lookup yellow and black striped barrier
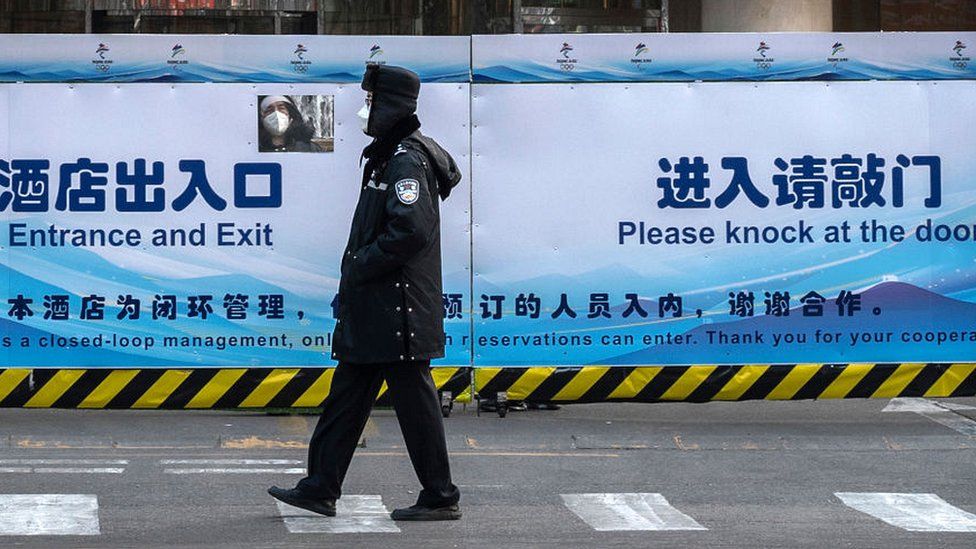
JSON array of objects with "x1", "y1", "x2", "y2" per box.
[
  {"x1": 2, "y1": 364, "x2": 974, "y2": 409},
  {"x1": 0, "y1": 367, "x2": 472, "y2": 409},
  {"x1": 474, "y1": 363, "x2": 976, "y2": 403}
]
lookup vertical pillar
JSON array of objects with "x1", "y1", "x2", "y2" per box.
[{"x1": 274, "y1": 0, "x2": 282, "y2": 34}]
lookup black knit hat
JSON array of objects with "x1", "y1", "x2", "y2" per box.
[{"x1": 361, "y1": 64, "x2": 420, "y2": 137}]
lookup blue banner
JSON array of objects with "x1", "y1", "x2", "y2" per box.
[
  {"x1": 0, "y1": 35, "x2": 470, "y2": 83},
  {"x1": 473, "y1": 32, "x2": 976, "y2": 82}
]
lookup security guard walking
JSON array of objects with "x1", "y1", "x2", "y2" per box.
[{"x1": 268, "y1": 64, "x2": 462, "y2": 521}]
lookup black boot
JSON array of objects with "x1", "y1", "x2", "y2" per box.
[
  {"x1": 268, "y1": 486, "x2": 336, "y2": 517},
  {"x1": 391, "y1": 503, "x2": 462, "y2": 521}
]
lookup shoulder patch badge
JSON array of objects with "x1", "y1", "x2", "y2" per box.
[{"x1": 395, "y1": 179, "x2": 420, "y2": 205}]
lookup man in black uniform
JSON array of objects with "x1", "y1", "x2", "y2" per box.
[{"x1": 268, "y1": 64, "x2": 462, "y2": 521}]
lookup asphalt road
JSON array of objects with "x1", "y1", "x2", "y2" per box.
[{"x1": 1, "y1": 397, "x2": 975, "y2": 548}]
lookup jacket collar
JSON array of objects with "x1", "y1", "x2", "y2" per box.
[{"x1": 360, "y1": 114, "x2": 421, "y2": 183}]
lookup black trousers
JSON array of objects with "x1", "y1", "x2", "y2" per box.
[{"x1": 296, "y1": 359, "x2": 460, "y2": 508}]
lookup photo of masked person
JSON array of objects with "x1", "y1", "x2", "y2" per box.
[{"x1": 257, "y1": 95, "x2": 332, "y2": 153}]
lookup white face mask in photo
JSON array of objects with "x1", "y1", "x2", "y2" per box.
[
  {"x1": 357, "y1": 104, "x2": 371, "y2": 134},
  {"x1": 262, "y1": 111, "x2": 291, "y2": 137}
]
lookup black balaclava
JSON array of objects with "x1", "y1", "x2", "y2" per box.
[
  {"x1": 360, "y1": 65, "x2": 422, "y2": 186},
  {"x1": 361, "y1": 64, "x2": 420, "y2": 137}
]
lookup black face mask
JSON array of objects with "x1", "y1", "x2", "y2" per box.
[
  {"x1": 360, "y1": 64, "x2": 420, "y2": 137},
  {"x1": 359, "y1": 113, "x2": 421, "y2": 189}
]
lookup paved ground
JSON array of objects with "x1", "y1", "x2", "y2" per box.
[{"x1": 1, "y1": 397, "x2": 975, "y2": 548}]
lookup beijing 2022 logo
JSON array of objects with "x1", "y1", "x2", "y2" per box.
[
  {"x1": 92, "y1": 43, "x2": 112, "y2": 73},
  {"x1": 630, "y1": 42, "x2": 652, "y2": 69},
  {"x1": 827, "y1": 41, "x2": 848, "y2": 68},
  {"x1": 366, "y1": 44, "x2": 387, "y2": 66},
  {"x1": 291, "y1": 44, "x2": 311, "y2": 74},
  {"x1": 557, "y1": 42, "x2": 577, "y2": 72},
  {"x1": 167, "y1": 44, "x2": 188, "y2": 68},
  {"x1": 753, "y1": 41, "x2": 774, "y2": 70},
  {"x1": 950, "y1": 40, "x2": 969, "y2": 70}
]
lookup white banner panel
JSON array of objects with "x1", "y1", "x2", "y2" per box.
[
  {"x1": 1, "y1": 82, "x2": 470, "y2": 367},
  {"x1": 472, "y1": 80, "x2": 976, "y2": 366},
  {"x1": 4, "y1": 33, "x2": 976, "y2": 84}
]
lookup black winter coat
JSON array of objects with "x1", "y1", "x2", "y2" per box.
[{"x1": 331, "y1": 130, "x2": 461, "y2": 364}]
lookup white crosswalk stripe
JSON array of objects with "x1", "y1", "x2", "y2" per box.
[
  {"x1": 836, "y1": 492, "x2": 976, "y2": 532},
  {"x1": 275, "y1": 495, "x2": 400, "y2": 533},
  {"x1": 0, "y1": 459, "x2": 127, "y2": 474},
  {"x1": 161, "y1": 459, "x2": 303, "y2": 465},
  {"x1": 161, "y1": 458, "x2": 304, "y2": 474},
  {"x1": 167, "y1": 468, "x2": 306, "y2": 474},
  {"x1": 561, "y1": 493, "x2": 707, "y2": 531},
  {"x1": 883, "y1": 397, "x2": 976, "y2": 436},
  {"x1": 0, "y1": 494, "x2": 100, "y2": 536}
]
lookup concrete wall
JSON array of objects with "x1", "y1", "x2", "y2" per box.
[{"x1": 702, "y1": 0, "x2": 832, "y2": 32}]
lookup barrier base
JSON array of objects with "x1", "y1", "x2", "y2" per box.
[
  {"x1": 473, "y1": 364, "x2": 976, "y2": 403},
  {"x1": 3, "y1": 364, "x2": 972, "y2": 409},
  {"x1": 0, "y1": 367, "x2": 472, "y2": 410}
]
